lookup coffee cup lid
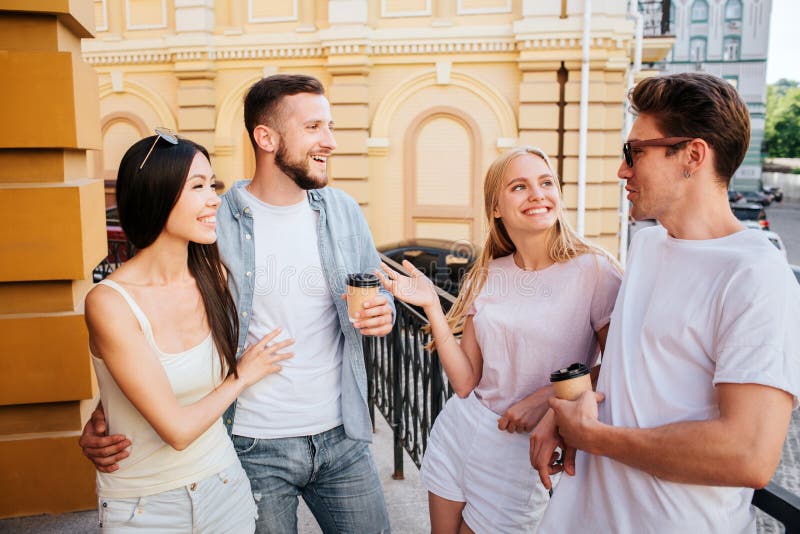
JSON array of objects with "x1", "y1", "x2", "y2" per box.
[
  {"x1": 550, "y1": 362, "x2": 590, "y2": 382},
  {"x1": 346, "y1": 273, "x2": 380, "y2": 288}
]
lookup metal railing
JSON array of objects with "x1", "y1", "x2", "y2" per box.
[
  {"x1": 93, "y1": 233, "x2": 136, "y2": 282},
  {"x1": 638, "y1": 0, "x2": 674, "y2": 37},
  {"x1": 365, "y1": 256, "x2": 800, "y2": 529}
]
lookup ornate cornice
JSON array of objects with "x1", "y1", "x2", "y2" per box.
[{"x1": 83, "y1": 35, "x2": 631, "y2": 66}]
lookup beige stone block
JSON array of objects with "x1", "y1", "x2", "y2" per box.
[
  {"x1": 0, "y1": 50, "x2": 100, "y2": 150},
  {"x1": 0, "y1": 279, "x2": 93, "y2": 314},
  {"x1": 182, "y1": 131, "x2": 217, "y2": 153},
  {"x1": 0, "y1": 180, "x2": 106, "y2": 282},
  {"x1": 563, "y1": 131, "x2": 620, "y2": 157},
  {"x1": 517, "y1": 131, "x2": 558, "y2": 155},
  {"x1": 0, "y1": 402, "x2": 83, "y2": 434},
  {"x1": 0, "y1": 149, "x2": 88, "y2": 183},
  {"x1": 177, "y1": 86, "x2": 216, "y2": 107},
  {"x1": 0, "y1": 435, "x2": 95, "y2": 517},
  {"x1": 519, "y1": 81, "x2": 560, "y2": 103},
  {"x1": 330, "y1": 178, "x2": 370, "y2": 204},
  {"x1": 562, "y1": 156, "x2": 623, "y2": 182},
  {"x1": 564, "y1": 80, "x2": 627, "y2": 103},
  {"x1": 330, "y1": 155, "x2": 368, "y2": 180},
  {"x1": 588, "y1": 234, "x2": 620, "y2": 257},
  {"x1": 332, "y1": 130, "x2": 368, "y2": 155},
  {"x1": 0, "y1": 312, "x2": 92, "y2": 405},
  {"x1": 0, "y1": 1, "x2": 94, "y2": 39},
  {"x1": 562, "y1": 183, "x2": 611, "y2": 207},
  {"x1": 0, "y1": 13, "x2": 81, "y2": 53},
  {"x1": 601, "y1": 208, "x2": 621, "y2": 234},
  {"x1": 329, "y1": 83, "x2": 369, "y2": 104},
  {"x1": 331, "y1": 104, "x2": 369, "y2": 129},
  {"x1": 519, "y1": 104, "x2": 559, "y2": 130},
  {"x1": 564, "y1": 103, "x2": 624, "y2": 130},
  {"x1": 178, "y1": 107, "x2": 216, "y2": 131}
]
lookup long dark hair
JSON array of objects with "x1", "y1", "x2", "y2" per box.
[{"x1": 116, "y1": 135, "x2": 239, "y2": 378}]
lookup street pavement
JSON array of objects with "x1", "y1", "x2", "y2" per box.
[{"x1": 766, "y1": 200, "x2": 800, "y2": 265}]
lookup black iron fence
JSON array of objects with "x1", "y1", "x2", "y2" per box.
[
  {"x1": 638, "y1": 0, "x2": 674, "y2": 37},
  {"x1": 366, "y1": 255, "x2": 800, "y2": 530}
]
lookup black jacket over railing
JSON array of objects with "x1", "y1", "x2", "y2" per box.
[{"x1": 364, "y1": 253, "x2": 800, "y2": 531}]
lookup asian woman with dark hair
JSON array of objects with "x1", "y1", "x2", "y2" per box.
[{"x1": 85, "y1": 130, "x2": 293, "y2": 532}]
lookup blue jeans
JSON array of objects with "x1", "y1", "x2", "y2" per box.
[{"x1": 232, "y1": 425, "x2": 390, "y2": 534}]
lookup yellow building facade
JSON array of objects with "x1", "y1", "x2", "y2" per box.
[{"x1": 83, "y1": 0, "x2": 643, "y2": 253}]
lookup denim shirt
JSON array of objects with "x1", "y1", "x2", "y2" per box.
[{"x1": 217, "y1": 180, "x2": 395, "y2": 443}]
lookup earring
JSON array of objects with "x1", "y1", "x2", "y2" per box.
[{"x1": 683, "y1": 169, "x2": 691, "y2": 179}]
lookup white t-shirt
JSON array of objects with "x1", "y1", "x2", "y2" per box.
[
  {"x1": 539, "y1": 226, "x2": 800, "y2": 534},
  {"x1": 471, "y1": 253, "x2": 622, "y2": 414},
  {"x1": 233, "y1": 190, "x2": 343, "y2": 438}
]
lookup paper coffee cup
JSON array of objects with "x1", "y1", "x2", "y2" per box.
[
  {"x1": 346, "y1": 273, "x2": 380, "y2": 323},
  {"x1": 550, "y1": 363, "x2": 592, "y2": 400}
]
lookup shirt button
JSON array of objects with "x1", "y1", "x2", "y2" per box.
[
  {"x1": 246, "y1": 271, "x2": 252, "y2": 277},
  {"x1": 242, "y1": 311, "x2": 248, "y2": 318},
  {"x1": 190, "y1": 482, "x2": 197, "y2": 491},
  {"x1": 244, "y1": 207, "x2": 251, "y2": 214},
  {"x1": 223, "y1": 479, "x2": 229, "y2": 484},
  {"x1": 226, "y1": 418, "x2": 232, "y2": 424},
  {"x1": 245, "y1": 234, "x2": 251, "y2": 240}
]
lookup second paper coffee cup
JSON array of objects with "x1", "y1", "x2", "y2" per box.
[{"x1": 550, "y1": 363, "x2": 592, "y2": 400}]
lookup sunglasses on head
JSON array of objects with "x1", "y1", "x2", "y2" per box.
[
  {"x1": 622, "y1": 137, "x2": 694, "y2": 168},
  {"x1": 139, "y1": 127, "x2": 179, "y2": 170}
]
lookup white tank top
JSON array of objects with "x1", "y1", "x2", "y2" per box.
[{"x1": 91, "y1": 279, "x2": 239, "y2": 498}]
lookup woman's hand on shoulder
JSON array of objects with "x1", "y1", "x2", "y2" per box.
[
  {"x1": 235, "y1": 328, "x2": 294, "y2": 388},
  {"x1": 376, "y1": 260, "x2": 439, "y2": 311}
]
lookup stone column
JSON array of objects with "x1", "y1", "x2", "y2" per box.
[
  {"x1": 325, "y1": 1, "x2": 372, "y2": 219},
  {"x1": 174, "y1": 0, "x2": 218, "y2": 177},
  {"x1": 515, "y1": 5, "x2": 633, "y2": 254},
  {"x1": 0, "y1": 3, "x2": 104, "y2": 517}
]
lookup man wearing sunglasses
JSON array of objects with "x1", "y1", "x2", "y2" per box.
[
  {"x1": 81, "y1": 74, "x2": 394, "y2": 533},
  {"x1": 535, "y1": 72, "x2": 800, "y2": 532}
]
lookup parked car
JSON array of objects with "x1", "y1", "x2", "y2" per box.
[
  {"x1": 763, "y1": 185, "x2": 783, "y2": 203},
  {"x1": 378, "y1": 238, "x2": 479, "y2": 296},
  {"x1": 762, "y1": 230, "x2": 787, "y2": 259},
  {"x1": 105, "y1": 206, "x2": 135, "y2": 262},
  {"x1": 727, "y1": 190, "x2": 744, "y2": 203},
  {"x1": 731, "y1": 203, "x2": 769, "y2": 231},
  {"x1": 739, "y1": 190, "x2": 772, "y2": 207}
]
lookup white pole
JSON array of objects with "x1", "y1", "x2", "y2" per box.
[
  {"x1": 619, "y1": 3, "x2": 643, "y2": 266},
  {"x1": 577, "y1": 0, "x2": 592, "y2": 237}
]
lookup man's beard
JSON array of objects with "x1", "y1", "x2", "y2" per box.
[{"x1": 275, "y1": 143, "x2": 327, "y2": 190}]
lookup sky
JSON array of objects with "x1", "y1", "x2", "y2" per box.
[{"x1": 766, "y1": 0, "x2": 800, "y2": 83}]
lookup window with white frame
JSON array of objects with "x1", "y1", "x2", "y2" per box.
[
  {"x1": 723, "y1": 36, "x2": 740, "y2": 61},
  {"x1": 690, "y1": 37, "x2": 707, "y2": 61}
]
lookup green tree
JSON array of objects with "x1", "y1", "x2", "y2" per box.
[{"x1": 764, "y1": 79, "x2": 800, "y2": 158}]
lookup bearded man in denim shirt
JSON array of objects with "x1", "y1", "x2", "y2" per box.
[{"x1": 81, "y1": 74, "x2": 395, "y2": 533}]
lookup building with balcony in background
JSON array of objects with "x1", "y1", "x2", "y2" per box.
[{"x1": 639, "y1": 0, "x2": 771, "y2": 191}]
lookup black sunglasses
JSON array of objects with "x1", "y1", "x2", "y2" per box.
[
  {"x1": 139, "y1": 127, "x2": 179, "y2": 170},
  {"x1": 622, "y1": 137, "x2": 694, "y2": 168}
]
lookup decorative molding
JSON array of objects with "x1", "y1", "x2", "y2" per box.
[
  {"x1": 381, "y1": 0, "x2": 431, "y2": 18},
  {"x1": 95, "y1": 0, "x2": 108, "y2": 32},
  {"x1": 371, "y1": 69, "x2": 517, "y2": 141},
  {"x1": 98, "y1": 80, "x2": 177, "y2": 130},
  {"x1": 247, "y1": 0, "x2": 298, "y2": 24},
  {"x1": 456, "y1": 0, "x2": 512, "y2": 16},
  {"x1": 369, "y1": 39, "x2": 515, "y2": 54},
  {"x1": 125, "y1": 0, "x2": 168, "y2": 31}
]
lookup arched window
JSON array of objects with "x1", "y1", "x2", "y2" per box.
[
  {"x1": 691, "y1": 0, "x2": 709, "y2": 22},
  {"x1": 725, "y1": 0, "x2": 743, "y2": 21},
  {"x1": 690, "y1": 36, "x2": 707, "y2": 61}
]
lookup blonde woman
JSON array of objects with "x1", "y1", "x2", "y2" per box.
[{"x1": 378, "y1": 147, "x2": 622, "y2": 533}]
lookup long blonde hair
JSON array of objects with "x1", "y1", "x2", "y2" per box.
[{"x1": 441, "y1": 146, "x2": 620, "y2": 341}]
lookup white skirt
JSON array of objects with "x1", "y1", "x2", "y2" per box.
[{"x1": 420, "y1": 392, "x2": 550, "y2": 533}]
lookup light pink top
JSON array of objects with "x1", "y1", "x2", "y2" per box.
[{"x1": 470, "y1": 253, "x2": 622, "y2": 414}]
